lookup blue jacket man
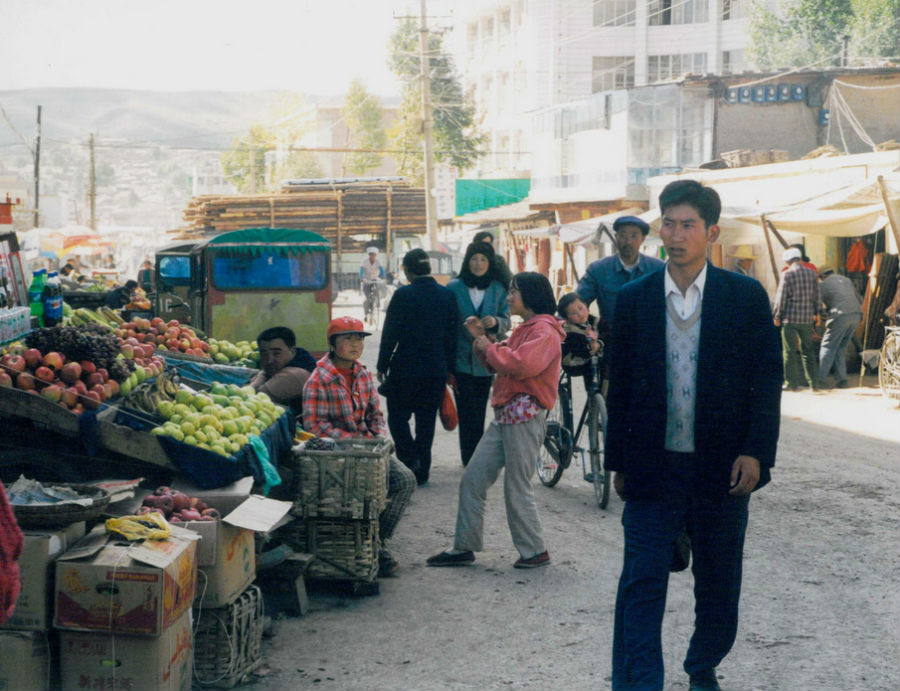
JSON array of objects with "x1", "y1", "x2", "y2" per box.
[
  {"x1": 606, "y1": 181, "x2": 782, "y2": 691},
  {"x1": 577, "y1": 215, "x2": 664, "y2": 326}
]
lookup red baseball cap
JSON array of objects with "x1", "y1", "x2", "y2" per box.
[{"x1": 326, "y1": 316, "x2": 371, "y2": 340}]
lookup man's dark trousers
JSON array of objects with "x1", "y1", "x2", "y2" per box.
[
  {"x1": 612, "y1": 453, "x2": 750, "y2": 691},
  {"x1": 454, "y1": 372, "x2": 494, "y2": 466},
  {"x1": 386, "y1": 377, "x2": 445, "y2": 484}
]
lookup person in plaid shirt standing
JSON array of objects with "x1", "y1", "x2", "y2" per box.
[
  {"x1": 774, "y1": 247, "x2": 821, "y2": 391},
  {"x1": 302, "y1": 316, "x2": 416, "y2": 577}
]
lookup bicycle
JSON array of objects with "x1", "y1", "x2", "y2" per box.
[
  {"x1": 362, "y1": 278, "x2": 383, "y2": 330},
  {"x1": 537, "y1": 353, "x2": 611, "y2": 509}
]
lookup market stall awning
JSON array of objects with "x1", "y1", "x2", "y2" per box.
[{"x1": 556, "y1": 207, "x2": 644, "y2": 246}]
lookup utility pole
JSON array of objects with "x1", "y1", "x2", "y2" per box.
[
  {"x1": 419, "y1": 0, "x2": 438, "y2": 247},
  {"x1": 249, "y1": 131, "x2": 257, "y2": 194},
  {"x1": 88, "y1": 133, "x2": 96, "y2": 230},
  {"x1": 33, "y1": 105, "x2": 41, "y2": 227}
]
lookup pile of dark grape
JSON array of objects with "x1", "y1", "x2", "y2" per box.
[{"x1": 25, "y1": 326, "x2": 136, "y2": 381}]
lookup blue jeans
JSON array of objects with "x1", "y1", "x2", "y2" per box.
[{"x1": 612, "y1": 455, "x2": 750, "y2": 691}]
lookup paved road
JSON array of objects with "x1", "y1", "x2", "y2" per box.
[{"x1": 248, "y1": 296, "x2": 899, "y2": 691}]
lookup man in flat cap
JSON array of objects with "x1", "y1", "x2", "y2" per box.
[
  {"x1": 577, "y1": 215, "x2": 664, "y2": 328},
  {"x1": 774, "y1": 247, "x2": 820, "y2": 391}
]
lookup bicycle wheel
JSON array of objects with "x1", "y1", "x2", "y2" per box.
[
  {"x1": 371, "y1": 293, "x2": 381, "y2": 330},
  {"x1": 537, "y1": 396, "x2": 569, "y2": 487},
  {"x1": 588, "y1": 393, "x2": 610, "y2": 509}
]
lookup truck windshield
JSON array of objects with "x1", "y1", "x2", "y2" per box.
[
  {"x1": 210, "y1": 249, "x2": 328, "y2": 290},
  {"x1": 159, "y1": 255, "x2": 191, "y2": 281}
]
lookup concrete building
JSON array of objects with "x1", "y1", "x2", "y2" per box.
[{"x1": 452, "y1": 0, "x2": 754, "y2": 180}]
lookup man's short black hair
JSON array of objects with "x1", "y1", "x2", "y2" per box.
[
  {"x1": 257, "y1": 326, "x2": 296, "y2": 348},
  {"x1": 658, "y1": 179, "x2": 721, "y2": 228},
  {"x1": 402, "y1": 248, "x2": 431, "y2": 277},
  {"x1": 513, "y1": 272, "x2": 557, "y2": 316},
  {"x1": 473, "y1": 230, "x2": 495, "y2": 244},
  {"x1": 124, "y1": 280, "x2": 138, "y2": 291}
]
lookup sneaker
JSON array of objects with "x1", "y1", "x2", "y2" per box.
[
  {"x1": 513, "y1": 551, "x2": 550, "y2": 569},
  {"x1": 378, "y1": 549, "x2": 398, "y2": 577},
  {"x1": 426, "y1": 550, "x2": 475, "y2": 567}
]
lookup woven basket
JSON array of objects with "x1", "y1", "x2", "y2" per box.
[
  {"x1": 193, "y1": 584, "x2": 263, "y2": 689},
  {"x1": 287, "y1": 438, "x2": 391, "y2": 519},
  {"x1": 11, "y1": 484, "x2": 110, "y2": 529},
  {"x1": 276, "y1": 519, "x2": 379, "y2": 582}
]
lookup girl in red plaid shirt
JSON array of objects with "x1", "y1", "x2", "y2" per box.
[{"x1": 301, "y1": 316, "x2": 415, "y2": 577}]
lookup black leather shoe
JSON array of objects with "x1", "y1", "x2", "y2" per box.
[
  {"x1": 689, "y1": 669, "x2": 721, "y2": 691},
  {"x1": 426, "y1": 550, "x2": 475, "y2": 566}
]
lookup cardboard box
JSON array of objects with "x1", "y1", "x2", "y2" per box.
[
  {"x1": 54, "y1": 527, "x2": 197, "y2": 636},
  {"x1": 112, "y1": 482, "x2": 293, "y2": 608},
  {"x1": 59, "y1": 609, "x2": 193, "y2": 691},
  {"x1": 0, "y1": 630, "x2": 51, "y2": 691},
  {"x1": 2, "y1": 522, "x2": 86, "y2": 631}
]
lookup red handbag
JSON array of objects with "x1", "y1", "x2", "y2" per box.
[{"x1": 439, "y1": 385, "x2": 458, "y2": 431}]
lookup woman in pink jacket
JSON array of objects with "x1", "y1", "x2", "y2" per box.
[{"x1": 427, "y1": 272, "x2": 564, "y2": 569}]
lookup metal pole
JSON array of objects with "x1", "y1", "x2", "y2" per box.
[
  {"x1": 89, "y1": 133, "x2": 96, "y2": 230},
  {"x1": 419, "y1": 0, "x2": 438, "y2": 247},
  {"x1": 33, "y1": 105, "x2": 41, "y2": 227}
]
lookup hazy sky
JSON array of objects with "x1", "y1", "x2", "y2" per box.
[{"x1": 3, "y1": 0, "x2": 458, "y2": 96}]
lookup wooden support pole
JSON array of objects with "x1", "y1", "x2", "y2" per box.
[
  {"x1": 760, "y1": 214, "x2": 780, "y2": 283},
  {"x1": 765, "y1": 218, "x2": 790, "y2": 250},
  {"x1": 565, "y1": 243, "x2": 580, "y2": 284},
  {"x1": 877, "y1": 175, "x2": 900, "y2": 252}
]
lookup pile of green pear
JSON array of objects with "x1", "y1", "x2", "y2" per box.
[
  {"x1": 207, "y1": 338, "x2": 259, "y2": 367},
  {"x1": 150, "y1": 381, "x2": 285, "y2": 456}
]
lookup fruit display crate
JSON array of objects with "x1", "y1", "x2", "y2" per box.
[
  {"x1": 274, "y1": 518, "x2": 380, "y2": 583},
  {"x1": 0, "y1": 382, "x2": 84, "y2": 436},
  {"x1": 161, "y1": 350, "x2": 214, "y2": 364},
  {"x1": 193, "y1": 584, "x2": 264, "y2": 689},
  {"x1": 285, "y1": 438, "x2": 391, "y2": 519}
]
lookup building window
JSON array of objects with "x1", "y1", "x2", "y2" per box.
[
  {"x1": 721, "y1": 50, "x2": 744, "y2": 73},
  {"x1": 648, "y1": 0, "x2": 709, "y2": 25},
  {"x1": 592, "y1": 56, "x2": 636, "y2": 93},
  {"x1": 722, "y1": 0, "x2": 744, "y2": 20},
  {"x1": 593, "y1": 0, "x2": 637, "y2": 27},
  {"x1": 647, "y1": 53, "x2": 708, "y2": 82}
]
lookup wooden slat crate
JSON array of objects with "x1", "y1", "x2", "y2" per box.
[{"x1": 276, "y1": 518, "x2": 379, "y2": 583}]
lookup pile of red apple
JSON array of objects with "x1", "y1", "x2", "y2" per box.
[
  {"x1": 138, "y1": 486, "x2": 220, "y2": 523},
  {"x1": 0, "y1": 347, "x2": 120, "y2": 413},
  {"x1": 117, "y1": 317, "x2": 210, "y2": 357}
]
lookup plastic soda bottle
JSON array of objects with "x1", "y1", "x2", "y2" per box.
[
  {"x1": 28, "y1": 268, "x2": 47, "y2": 326},
  {"x1": 43, "y1": 271, "x2": 65, "y2": 326}
]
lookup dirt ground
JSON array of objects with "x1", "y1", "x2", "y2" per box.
[{"x1": 243, "y1": 296, "x2": 900, "y2": 691}]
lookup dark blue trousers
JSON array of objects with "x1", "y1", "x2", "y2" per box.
[{"x1": 612, "y1": 453, "x2": 750, "y2": 691}]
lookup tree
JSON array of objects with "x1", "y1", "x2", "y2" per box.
[
  {"x1": 221, "y1": 125, "x2": 270, "y2": 194},
  {"x1": 747, "y1": 0, "x2": 896, "y2": 70},
  {"x1": 849, "y1": 0, "x2": 900, "y2": 60},
  {"x1": 387, "y1": 18, "x2": 485, "y2": 183},
  {"x1": 341, "y1": 78, "x2": 386, "y2": 176},
  {"x1": 221, "y1": 95, "x2": 323, "y2": 193}
]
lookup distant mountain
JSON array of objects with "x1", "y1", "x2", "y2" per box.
[{"x1": 0, "y1": 88, "x2": 312, "y2": 149}]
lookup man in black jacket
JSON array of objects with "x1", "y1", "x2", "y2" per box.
[
  {"x1": 606, "y1": 180, "x2": 782, "y2": 691},
  {"x1": 377, "y1": 249, "x2": 458, "y2": 485}
]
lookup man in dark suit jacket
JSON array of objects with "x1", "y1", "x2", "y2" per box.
[
  {"x1": 606, "y1": 180, "x2": 782, "y2": 691},
  {"x1": 377, "y1": 248, "x2": 458, "y2": 485}
]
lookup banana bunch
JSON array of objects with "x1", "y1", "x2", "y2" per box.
[
  {"x1": 122, "y1": 371, "x2": 180, "y2": 415},
  {"x1": 68, "y1": 307, "x2": 124, "y2": 329}
]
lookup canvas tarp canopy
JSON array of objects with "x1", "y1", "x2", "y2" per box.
[{"x1": 641, "y1": 151, "x2": 899, "y2": 245}]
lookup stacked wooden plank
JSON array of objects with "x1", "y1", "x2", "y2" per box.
[{"x1": 179, "y1": 182, "x2": 427, "y2": 253}]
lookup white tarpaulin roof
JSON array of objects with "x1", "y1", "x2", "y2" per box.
[{"x1": 645, "y1": 151, "x2": 899, "y2": 243}]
